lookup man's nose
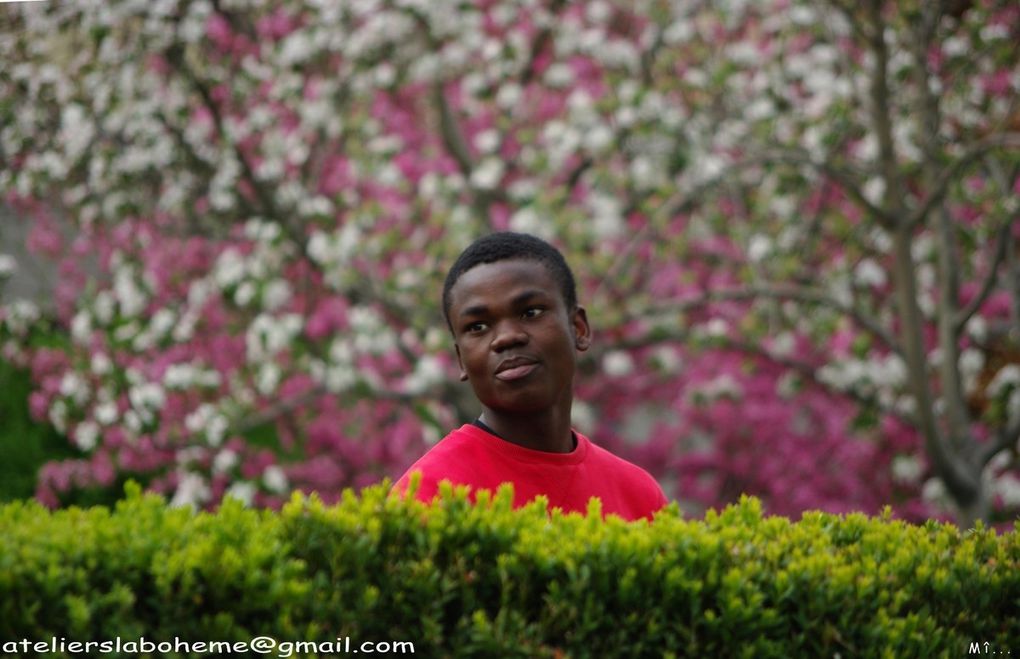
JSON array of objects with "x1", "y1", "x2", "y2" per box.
[{"x1": 490, "y1": 319, "x2": 528, "y2": 352}]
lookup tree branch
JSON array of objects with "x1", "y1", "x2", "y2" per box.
[
  {"x1": 519, "y1": 0, "x2": 568, "y2": 87},
  {"x1": 166, "y1": 45, "x2": 307, "y2": 248},
  {"x1": 653, "y1": 284, "x2": 902, "y2": 356},
  {"x1": 825, "y1": 0, "x2": 876, "y2": 43},
  {"x1": 751, "y1": 148, "x2": 899, "y2": 228},
  {"x1": 906, "y1": 133, "x2": 1020, "y2": 230},
  {"x1": 432, "y1": 82, "x2": 474, "y2": 177},
  {"x1": 589, "y1": 167, "x2": 745, "y2": 304},
  {"x1": 153, "y1": 111, "x2": 236, "y2": 237},
  {"x1": 954, "y1": 217, "x2": 1012, "y2": 334},
  {"x1": 861, "y1": 0, "x2": 981, "y2": 509},
  {"x1": 592, "y1": 149, "x2": 888, "y2": 306},
  {"x1": 980, "y1": 414, "x2": 1020, "y2": 467},
  {"x1": 234, "y1": 373, "x2": 425, "y2": 435},
  {"x1": 601, "y1": 326, "x2": 916, "y2": 428},
  {"x1": 235, "y1": 383, "x2": 328, "y2": 433}
]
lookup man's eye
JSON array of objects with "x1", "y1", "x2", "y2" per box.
[
  {"x1": 465, "y1": 322, "x2": 488, "y2": 333},
  {"x1": 523, "y1": 307, "x2": 545, "y2": 319}
]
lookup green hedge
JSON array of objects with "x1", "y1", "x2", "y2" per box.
[{"x1": 1, "y1": 482, "x2": 1017, "y2": 657}]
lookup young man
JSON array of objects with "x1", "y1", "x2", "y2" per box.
[{"x1": 394, "y1": 232, "x2": 668, "y2": 521}]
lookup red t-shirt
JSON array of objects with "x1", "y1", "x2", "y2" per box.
[{"x1": 394, "y1": 424, "x2": 668, "y2": 521}]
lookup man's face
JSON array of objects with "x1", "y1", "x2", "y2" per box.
[{"x1": 447, "y1": 258, "x2": 590, "y2": 415}]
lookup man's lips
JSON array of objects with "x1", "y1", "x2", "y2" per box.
[{"x1": 494, "y1": 357, "x2": 539, "y2": 381}]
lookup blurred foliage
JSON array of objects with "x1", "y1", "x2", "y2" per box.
[{"x1": 0, "y1": 359, "x2": 75, "y2": 502}]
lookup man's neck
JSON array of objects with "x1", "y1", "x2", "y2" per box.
[{"x1": 478, "y1": 405, "x2": 575, "y2": 454}]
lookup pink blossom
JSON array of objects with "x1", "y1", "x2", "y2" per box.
[
  {"x1": 206, "y1": 14, "x2": 233, "y2": 50},
  {"x1": 256, "y1": 9, "x2": 296, "y2": 41},
  {"x1": 305, "y1": 297, "x2": 348, "y2": 340},
  {"x1": 27, "y1": 217, "x2": 62, "y2": 256}
]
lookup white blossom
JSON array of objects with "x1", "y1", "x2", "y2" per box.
[
  {"x1": 171, "y1": 472, "x2": 211, "y2": 508},
  {"x1": 73, "y1": 421, "x2": 100, "y2": 452},
  {"x1": 747, "y1": 235, "x2": 772, "y2": 263},
  {"x1": 71, "y1": 311, "x2": 92, "y2": 344},
  {"x1": 256, "y1": 362, "x2": 281, "y2": 395},
  {"x1": 495, "y1": 82, "x2": 523, "y2": 109},
  {"x1": 329, "y1": 338, "x2": 354, "y2": 365},
  {"x1": 994, "y1": 473, "x2": 1020, "y2": 507},
  {"x1": 473, "y1": 129, "x2": 500, "y2": 153},
  {"x1": 891, "y1": 454, "x2": 923, "y2": 485},
  {"x1": 854, "y1": 259, "x2": 887, "y2": 288},
  {"x1": 959, "y1": 349, "x2": 985, "y2": 395},
  {"x1": 663, "y1": 20, "x2": 694, "y2": 45},
  {"x1": 630, "y1": 156, "x2": 660, "y2": 190},
  {"x1": 149, "y1": 308, "x2": 176, "y2": 338},
  {"x1": 402, "y1": 354, "x2": 446, "y2": 395},
  {"x1": 113, "y1": 266, "x2": 147, "y2": 318},
  {"x1": 0, "y1": 254, "x2": 16, "y2": 278},
  {"x1": 988, "y1": 365, "x2": 1020, "y2": 397},
  {"x1": 921, "y1": 477, "x2": 947, "y2": 504},
  {"x1": 307, "y1": 224, "x2": 361, "y2": 268},
  {"x1": 207, "y1": 414, "x2": 229, "y2": 447},
  {"x1": 700, "y1": 373, "x2": 743, "y2": 400},
  {"x1": 263, "y1": 465, "x2": 289, "y2": 493},
  {"x1": 225, "y1": 481, "x2": 256, "y2": 506},
  {"x1": 470, "y1": 157, "x2": 505, "y2": 190},
  {"x1": 862, "y1": 177, "x2": 885, "y2": 206},
  {"x1": 588, "y1": 193, "x2": 624, "y2": 238},
  {"x1": 942, "y1": 36, "x2": 969, "y2": 57},
  {"x1": 88, "y1": 293, "x2": 114, "y2": 326},
  {"x1": 95, "y1": 401, "x2": 119, "y2": 425},
  {"x1": 59, "y1": 103, "x2": 95, "y2": 161},
  {"x1": 279, "y1": 30, "x2": 314, "y2": 65},
  {"x1": 422, "y1": 423, "x2": 441, "y2": 445},
  {"x1": 571, "y1": 399, "x2": 595, "y2": 433},
  {"x1": 234, "y1": 281, "x2": 257, "y2": 307},
  {"x1": 912, "y1": 234, "x2": 936, "y2": 262},
  {"x1": 128, "y1": 382, "x2": 166, "y2": 416},
  {"x1": 246, "y1": 313, "x2": 303, "y2": 361},
  {"x1": 704, "y1": 318, "x2": 729, "y2": 337},
  {"x1": 769, "y1": 332, "x2": 796, "y2": 358},
  {"x1": 1008, "y1": 390, "x2": 1020, "y2": 426},
  {"x1": 614, "y1": 106, "x2": 637, "y2": 128},
  {"x1": 261, "y1": 279, "x2": 290, "y2": 311},
  {"x1": 2, "y1": 300, "x2": 40, "y2": 336},
  {"x1": 980, "y1": 24, "x2": 1009, "y2": 41},
  {"x1": 509, "y1": 208, "x2": 552, "y2": 238},
  {"x1": 49, "y1": 399, "x2": 68, "y2": 433},
  {"x1": 313, "y1": 358, "x2": 357, "y2": 393},
  {"x1": 584, "y1": 124, "x2": 614, "y2": 154},
  {"x1": 544, "y1": 62, "x2": 574, "y2": 87},
  {"x1": 652, "y1": 346, "x2": 682, "y2": 374},
  {"x1": 745, "y1": 97, "x2": 775, "y2": 121},
  {"x1": 603, "y1": 350, "x2": 635, "y2": 377},
  {"x1": 60, "y1": 372, "x2": 90, "y2": 406}
]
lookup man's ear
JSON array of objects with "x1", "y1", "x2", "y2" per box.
[
  {"x1": 455, "y1": 344, "x2": 468, "y2": 381},
  {"x1": 572, "y1": 306, "x2": 591, "y2": 352}
]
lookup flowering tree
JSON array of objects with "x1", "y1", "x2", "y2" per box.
[{"x1": 0, "y1": 0, "x2": 1017, "y2": 525}]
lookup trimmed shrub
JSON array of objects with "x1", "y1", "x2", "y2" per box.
[{"x1": 1, "y1": 482, "x2": 1017, "y2": 657}]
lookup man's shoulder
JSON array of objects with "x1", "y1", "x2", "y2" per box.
[
  {"x1": 415, "y1": 424, "x2": 485, "y2": 460},
  {"x1": 581, "y1": 435, "x2": 663, "y2": 488},
  {"x1": 394, "y1": 425, "x2": 488, "y2": 491}
]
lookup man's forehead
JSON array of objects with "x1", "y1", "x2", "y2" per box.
[{"x1": 449, "y1": 258, "x2": 557, "y2": 307}]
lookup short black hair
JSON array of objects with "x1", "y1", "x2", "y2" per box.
[{"x1": 442, "y1": 232, "x2": 578, "y2": 329}]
